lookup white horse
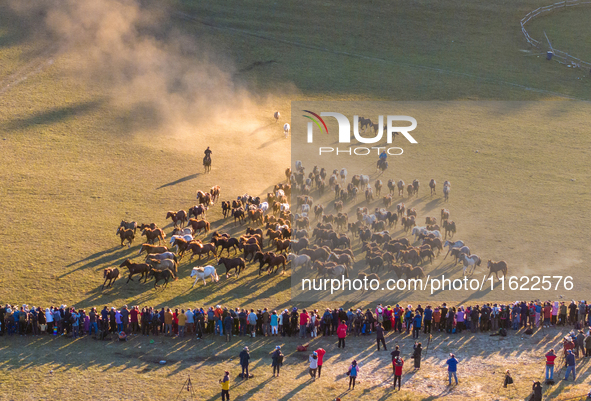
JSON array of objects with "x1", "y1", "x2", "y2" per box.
[
  {"x1": 259, "y1": 202, "x2": 269, "y2": 214},
  {"x1": 411, "y1": 226, "x2": 427, "y2": 241},
  {"x1": 444, "y1": 240, "x2": 465, "y2": 256},
  {"x1": 286, "y1": 253, "x2": 311, "y2": 270},
  {"x1": 295, "y1": 160, "x2": 303, "y2": 171},
  {"x1": 459, "y1": 254, "x2": 481, "y2": 276},
  {"x1": 359, "y1": 174, "x2": 370, "y2": 188},
  {"x1": 169, "y1": 234, "x2": 193, "y2": 246},
  {"x1": 421, "y1": 229, "x2": 442, "y2": 239},
  {"x1": 280, "y1": 203, "x2": 290, "y2": 212},
  {"x1": 340, "y1": 168, "x2": 347, "y2": 183},
  {"x1": 146, "y1": 252, "x2": 176, "y2": 261},
  {"x1": 363, "y1": 213, "x2": 377, "y2": 226},
  {"x1": 276, "y1": 189, "x2": 285, "y2": 198},
  {"x1": 443, "y1": 183, "x2": 451, "y2": 201},
  {"x1": 283, "y1": 123, "x2": 290, "y2": 138},
  {"x1": 191, "y1": 265, "x2": 219, "y2": 287},
  {"x1": 301, "y1": 204, "x2": 310, "y2": 214}
]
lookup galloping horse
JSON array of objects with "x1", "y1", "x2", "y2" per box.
[
  {"x1": 487, "y1": 260, "x2": 508, "y2": 280},
  {"x1": 120, "y1": 259, "x2": 150, "y2": 283},
  {"x1": 190, "y1": 266, "x2": 219, "y2": 287},
  {"x1": 459, "y1": 253, "x2": 481, "y2": 275},
  {"x1": 102, "y1": 267, "x2": 119, "y2": 289},
  {"x1": 147, "y1": 268, "x2": 174, "y2": 289},
  {"x1": 116, "y1": 226, "x2": 134, "y2": 248}
]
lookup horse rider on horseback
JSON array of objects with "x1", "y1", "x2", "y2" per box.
[
  {"x1": 377, "y1": 150, "x2": 388, "y2": 171},
  {"x1": 205, "y1": 147, "x2": 212, "y2": 158}
]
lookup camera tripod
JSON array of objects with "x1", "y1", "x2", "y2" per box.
[{"x1": 176, "y1": 375, "x2": 196, "y2": 400}]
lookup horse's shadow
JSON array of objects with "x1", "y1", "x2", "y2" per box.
[{"x1": 156, "y1": 173, "x2": 201, "y2": 190}]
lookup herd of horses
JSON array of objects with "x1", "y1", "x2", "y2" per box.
[{"x1": 106, "y1": 159, "x2": 507, "y2": 291}]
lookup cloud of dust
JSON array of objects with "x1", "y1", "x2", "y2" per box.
[{"x1": 9, "y1": 0, "x2": 275, "y2": 140}]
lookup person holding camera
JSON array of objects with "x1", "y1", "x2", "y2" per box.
[
  {"x1": 219, "y1": 371, "x2": 230, "y2": 401},
  {"x1": 446, "y1": 353, "x2": 459, "y2": 385}
]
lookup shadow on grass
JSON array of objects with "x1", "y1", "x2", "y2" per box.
[
  {"x1": 157, "y1": 173, "x2": 202, "y2": 190},
  {"x1": 1, "y1": 100, "x2": 103, "y2": 130}
]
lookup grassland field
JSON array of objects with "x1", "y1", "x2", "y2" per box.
[{"x1": 1, "y1": 0, "x2": 591, "y2": 399}]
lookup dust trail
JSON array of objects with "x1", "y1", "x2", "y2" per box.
[{"x1": 8, "y1": 0, "x2": 271, "y2": 137}]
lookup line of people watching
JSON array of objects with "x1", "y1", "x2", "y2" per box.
[{"x1": 2, "y1": 300, "x2": 591, "y2": 340}]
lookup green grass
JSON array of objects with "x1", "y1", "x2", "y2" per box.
[
  {"x1": 2, "y1": 0, "x2": 591, "y2": 399},
  {"x1": 526, "y1": 6, "x2": 591, "y2": 61}
]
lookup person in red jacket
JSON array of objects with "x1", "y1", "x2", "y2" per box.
[
  {"x1": 545, "y1": 348, "x2": 556, "y2": 381},
  {"x1": 337, "y1": 320, "x2": 347, "y2": 349},
  {"x1": 315, "y1": 348, "x2": 326, "y2": 378},
  {"x1": 393, "y1": 357, "x2": 404, "y2": 390}
]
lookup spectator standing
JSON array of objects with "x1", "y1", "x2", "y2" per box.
[
  {"x1": 272, "y1": 346, "x2": 283, "y2": 377},
  {"x1": 178, "y1": 309, "x2": 187, "y2": 338},
  {"x1": 239, "y1": 347, "x2": 250, "y2": 379},
  {"x1": 337, "y1": 320, "x2": 347, "y2": 349},
  {"x1": 412, "y1": 342, "x2": 422, "y2": 369},
  {"x1": 413, "y1": 313, "x2": 422, "y2": 339},
  {"x1": 315, "y1": 348, "x2": 326, "y2": 378},
  {"x1": 220, "y1": 371, "x2": 230, "y2": 401},
  {"x1": 376, "y1": 323, "x2": 387, "y2": 351},
  {"x1": 347, "y1": 360, "x2": 359, "y2": 390},
  {"x1": 309, "y1": 352, "x2": 318, "y2": 381},
  {"x1": 393, "y1": 357, "x2": 404, "y2": 390},
  {"x1": 564, "y1": 350, "x2": 576, "y2": 381},
  {"x1": 446, "y1": 353, "x2": 459, "y2": 385},
  {"x1": 545, "y1": 349, "x2": 556, "y2": 381}
]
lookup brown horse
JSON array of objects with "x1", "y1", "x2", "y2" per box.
[
  {"x1": 215, "y1": 237, "x2": 240, "y2": 255},
  {"x1": 139, "y1": 243, "x2": 169, "y2": 256},
  {"x1": 102, "y1": 267, "x2": 119, "y2": 289},
  {"x1": 210, "y1": 185, "x2": 221, "y2": 203},
  {"x1": 487, "y1": 260, "x2": 508, "y2": 280},
  {"x1": 166, "y1": 210, "x2": 187, "y2": 228},
  {"x1": 119, "y1": 220, "x2": 137, "y2": 233},
  {"x1": 148, "y1": 258, "x2": 178, "y2": 278},
  {"x1": 116, "y1": 226, "x2": 134, "y2": 248},
  {"x1": 285, "y1": 168, "x2": 292, "y2": 183},
  {"x1": 187, "y1": 218, "x2": 211, "y2": 234},
  {"x1": 442, "y1": 220, "x2": 456, "y2": 239},
  {"x1": 403, "y1": 264, "x2": 425, "y2": 280},
  {"x1": 422, "y1": 237, "x2": 443, "y2": 255},
  {"x1": 218, "y1": 257, "x2": 246, "y2": 278},
  {"x1": 188, "y1": 205, "x2": 208, "y2": 220},
  {"x1": 197, "y1": 191, "x2": 213, "y2": 207},
  {"x1": 273, "y1": 238, "x2": 291, "y2": 253},
  {"x1": 147, "y1": 268, "x2": 174, "y2": 289},
  {"x1": 120, "y1": 259, "x2": 150, "y2": 283},
  {"x1": 141, "y1": 227, "x2": 165, "y2": 245},
  {"x1": 441, "y1": 208, "x2": 450, "y2": 221},
  {"x1": 187, "y1": 241, "x2": 216, "y2": 260},
  {"x1": 425, "y1": 217, "x2": 437, "y2": 225},
  {"x1": 429, "y1": 179, "x2": 436, "y2": 195},
  {"x1": 264, "y1": 253, "x2": 287, "y2": 274}
]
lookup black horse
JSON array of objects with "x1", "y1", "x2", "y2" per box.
[{"x1": 377, "y1": 159, "x2": 388, "y2": 173}]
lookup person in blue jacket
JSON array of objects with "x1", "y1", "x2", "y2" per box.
[
  {"x1": 413, "y1": 313, "x2": 422, "y2": 339},
  {"x1": 423, "y1": 306, "x2": 433, "y2": 334},
  {"x1": 446, "y1": 353, "x2": 459, "y2": 385}
]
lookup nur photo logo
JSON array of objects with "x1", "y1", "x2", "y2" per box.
[{"x1": 302, "y1": 111, "x2": 418, "y2": 156}]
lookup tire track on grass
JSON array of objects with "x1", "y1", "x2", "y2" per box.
[{"x1": 0, "y1": 46, "x2": 59, "y2": 97}]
